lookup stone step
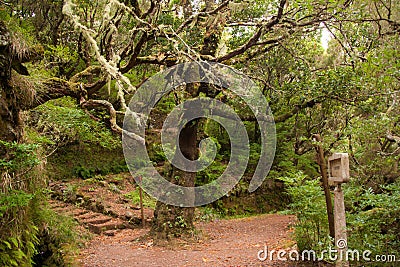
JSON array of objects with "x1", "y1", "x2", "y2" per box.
[
  {"x1": 70, "y1": 209, "x2": 89, "y2": 217},
  {"x1": 48, "y1": 199, "x2": 134, "y2": 235},
  {"x1": 104, "y1": 230, "x2": 118, "y2": 236},
  {"x1": 52, "y1": 206, "x2": 73, "y2": 213},
  {"x1": 87, "y1": 220, "x2": 126, "y2": 234},
  {"x1": 80, "y1": 216, "x2": 112, "y2": 225},
  {"x1": 48, "y1": 202, "x2": 65, "y2": 209},
  {"x1": 76, "y1": 211, "x2": 102, "y2": 220},
  {"x1": 48, "y1": 201, "x2": 67, "y2": 209}
]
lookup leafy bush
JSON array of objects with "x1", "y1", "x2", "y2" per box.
[
  {"x1": 0, "y1": 223, "x2": 39, "y2": 267},
  {"x1": 279, "y1": 171, "x2": 332, "y2": 253},
  {"x1": 281, "y1": 171, "x2": 400, "y2": 265},
  {"x1": 124, "y1": 187, "x2": 157, "y2": 209},
  {"x1": 0, "y1": 141, "x2": 39, "y2": 173},
  {"x1": 196, "y1": 160, "x2": 226, "y2": 186},
  {"x1": 0, "y1": 141, "x2": 41, "y2": 267},
  {"x1": 0, "y1": 190, "x2": 34, "y2": 218},
  {"x1": 32, "y1": 203, "x2": 86, "y2": 267},
  {"x1": 345, "y1": 182, "x2": 400, "y2": 263},
  {"x1": 1, "y1": 191, "x2": 86, "y2": 267},
  {"x1": 28, "y1": 97, "x2": 121, "y2": 150},
  {"x1": 73, "y1": 166, "x2": 97, "y2": 179},
  {"x1": 196, "y1": 206, "x2": 221, "y2": 222},
  {"x1": 0, "y1": 140, "x2": 85, "y2": 266},
  {"x1": 73, "y1": 163, "x2": 129, "y2": 179},
  {"x1": 148, "y1": 143, "x2": 167, "y2": 163},
  {"x1": 155, "y1": 95, "x2": 176, "y2": 113}
]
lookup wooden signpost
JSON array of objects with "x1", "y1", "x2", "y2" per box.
[
  {"x1": 137, "y1": 176, "x2": 145, "y2": 227},
  {"x1": 328, "y1": 153, "x2": 350, "y2": 267}
]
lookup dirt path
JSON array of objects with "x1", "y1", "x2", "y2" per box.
[{"x1": 79, "y1": 214, "x2": 296, "y2": 267}]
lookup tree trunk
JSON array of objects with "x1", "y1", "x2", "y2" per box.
[
  {"x1": 313, "y1": 134, "x2": 335, "y2": 239},
  {"x1": 0, "y1": 20, "x2": 32, "y2": 249},
  {"x1": 0, "y1": 18, "x2": 82, "y2": 188},
  {"x1": 152, "y1": 119, "x2": 198, "y2": 239},
  {"x1": 151, "y1": 0, "x2": 226, "y2": 240},
  {"x1": 0, "y1": 20, "x2": 23, "y2": 144}
]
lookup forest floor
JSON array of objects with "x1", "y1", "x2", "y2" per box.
[
  {"x1": 49, "y1": 174, "x2": 326, "y2": 267},
  {"x1": 78, "y1": 214, "x2": 297, "y2": 267}
]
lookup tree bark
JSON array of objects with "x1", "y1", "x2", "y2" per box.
[
  {"x1": 313, "y1": 134, "x2": 335, "y2": 239},
  {"x1": 152, "y1": 119, "x2": 198, "y2": 239},
  {"x1": 0, "y1": 20, "x2": 23, "y2": 144},
  {"x1": 0, "y1": 19, "x2": 85, "y2": 161},
  {"x1": 151, "y1": 0, "x2": 226, "y2": 240}
]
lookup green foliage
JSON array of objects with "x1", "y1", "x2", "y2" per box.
[
  {"x1": 45, "y1": 143, "x2": 126, "y2": 180},
  {"x1": 148, "y1": 143, "x2": 167, "y2": 163},
  {"x1": 279, "y1": 171, "x2": 332, "y2": 253},
  {"x1": 0, "y1": 193, "x2": 84, "y2": 267},
  {"x1": 196, "y1": 160, "x2": 226, "y2": 186},
  {"x1": 43, "y1": 44, "x2": 81, "y2": 77},
  {"x1": 204, "y1": 120, "x2": 230, "y2": 153},
  {"x1": 124, "y1": 187, "x2": 157, "y2": 209},
  {"x1": 155, "y1": 94, "x2": 177, "y2": 114},
  {"x1": 0, "y1": 140, "x2": 41, "y2": 267},
  {"x1": 73, "y1": 166, "x2": 96, "y2": 180},
  {"x1": 282, "y1": 172, "x2": 400, "y2": 264},
  {"x1": 345, "y1": 182, "x2": 400, "y2": 259},
  {"x1": 196, "y1": 206, "x2": 221, "y2": 222},
  {"x1": 0, "y1": 8, "x2": 37, "y2": 49},
  {"x1": 0, "y1": 136, "x2": 84, "y2": 266},
  {"x1": 32, "y1": 204, "x2": 86, "y2": 267},
  {"x1": 0, "y1": 190, "x2": 34, "y2": 218},
  {"x1": 26, "y1": 97, "x2": 127, "y2": 180},
  {"x1": 0, "y1": 224, "x2": 39, "y2": 267},
  {"x1": 174, "y1": 215, "x2": 188, "y2": 228},
  {"x1": 29, "y1": 97, "x2": 121, "y2": 150},
  {"x1": 248, "y1": 142, "x2": 261, "y2": 168},
  {"x1": 0, "y1": 141, "x2": 39, "y2": 173},
  {"x1": 72, "y1": 164, "x2": 128, "y2": 179}
]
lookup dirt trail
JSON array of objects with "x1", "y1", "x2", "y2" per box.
[{"x1": 79, "y1": 214, "x2": 296, "y2": 267}]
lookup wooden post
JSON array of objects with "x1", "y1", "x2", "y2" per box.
[
  {"x1": 334, "y1": 184, "x2": 349, "y2": 267},
  {"x1": 328, "y1": 153, "x2": 350, "y2": 267},
  {"x1": 313, "y1": 134, "x2": 335, "y2": 239},
  {"x1": 138, "y1": 176, "x2": 145, "y2": 227}
]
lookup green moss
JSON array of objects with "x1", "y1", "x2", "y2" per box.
[
  {"x1": 46, "y1": 144, "x2": 126, "y2": 180},
  {"x1": 124, "y1": 188, "x2": 157, "y2": 209}
]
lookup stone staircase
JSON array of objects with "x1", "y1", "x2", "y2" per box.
[{"x1": 49, "y1": 199, "x2": 130, "y2": 236}]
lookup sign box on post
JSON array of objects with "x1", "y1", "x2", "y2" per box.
[{"x1": 328, "y1": 153, "x2": 350, "y2": 186}]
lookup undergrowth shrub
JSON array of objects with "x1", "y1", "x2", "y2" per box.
[
  {"x1": 0, "y1": 141, "x2": 41, "y2": 266},
  {"x1": 27, "y1": 97, "x2": 121, "y2": 150},
  {"x1": 32, "y1": 203, "x2": 85, "y2": 267},
  {"x1": 281, "y1": 171, "x2": 400, "y2": 265},
  {"x1": 0, "y1": 141, "x2": 84, "y2": 266},
  {"x1": 345, "y1": 182, "x2": 400, "y2": 266},
  {"x1": 279, "y1": 172, "x2": 331, "y2": 253},
  {"x1": 124, "y1": 187, "x2": 157, "y2": 209}
]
